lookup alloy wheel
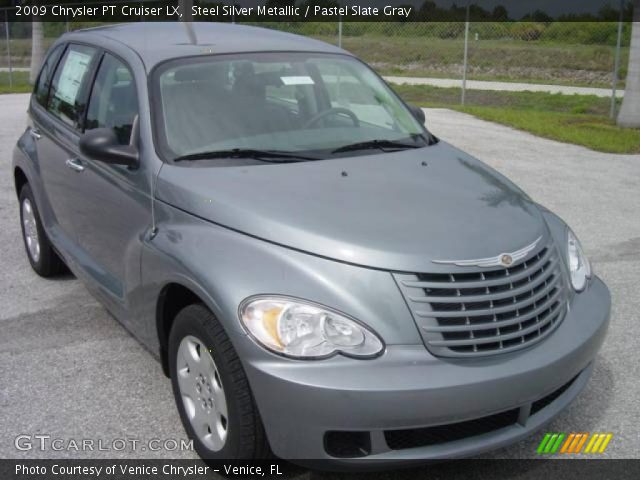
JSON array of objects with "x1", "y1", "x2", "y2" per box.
[
  {"x1": 176, "y1": 335, "x2": 229, "y2": 451},
  {"x1": 22, "y1": 198, "x2": 41, "y2": 263}
]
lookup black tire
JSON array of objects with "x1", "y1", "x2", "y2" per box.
[
  {"x1": 168, "y1": 303, "x2": 271, "y2": 460},
  {"x1": 18, "y1": 184, "x2": 66, "y2": 277}
]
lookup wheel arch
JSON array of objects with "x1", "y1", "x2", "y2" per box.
[
  {"x1": 156, "y1": 282, "x2": 208, "y2": 377},
  {"x1": 14, "y1": 166, "x2": 28, "y2": 197}
]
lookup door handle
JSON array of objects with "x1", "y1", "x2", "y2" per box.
[
  {"x1": 65, "y1": 157, "x2": 85, "y2": 173},
  {"x1": 29, "y1": 128, "x2": 42, "y2": 140}
]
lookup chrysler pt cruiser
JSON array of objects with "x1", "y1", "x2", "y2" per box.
[{"x1": 13, "y1": 23, "x2": 610, "y2": 465}]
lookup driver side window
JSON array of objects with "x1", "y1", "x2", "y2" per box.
[{"x1": 85, "y1": 54, "x2": 138, "y2": 145}]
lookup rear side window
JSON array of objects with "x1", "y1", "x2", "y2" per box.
[
  {"x1": 48, "y1": 44, "x2": 97, "y2": 129},
  {"x1": 85, "y1": 54, "x2": 138, "y2": 145},
  {"x1": 34, "y1": 44, "x2": 65, "y2": 107}
]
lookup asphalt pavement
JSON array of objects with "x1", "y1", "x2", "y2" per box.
[{"x1": 1, "y1": 94, "x2": 638, "y2": 475}]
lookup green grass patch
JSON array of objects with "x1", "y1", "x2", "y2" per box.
[
  {"x1": 312, "y1": 34, "x2": 627, "y2": 88},
  {"x1": 455, "y1": 107, "x2": 640, "y2": 154},
  {"x1": 393, "y1": 83, "x2": 618, "y2": 114},
  {"x1": 0, "y1": 71, "x2": 32, "y2": 94},
  {"x1": 392, "y1": 83, "x2": 640, "y2": 154}
]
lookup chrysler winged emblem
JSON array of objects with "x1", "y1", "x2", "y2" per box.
[
  {"x1": 500, "y1": 254, "x2": 513, "y2": 267},
  {"x1": 433, "y1": 236, "x2": 542, "y2": 268}
]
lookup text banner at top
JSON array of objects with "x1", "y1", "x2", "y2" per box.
[{"x1": 0, "y1": 0, "x2": 635, "y2": 23}]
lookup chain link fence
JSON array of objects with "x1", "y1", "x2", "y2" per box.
[
  {"x1": 261, "y1": 22, "x2": 630, "y2": 85},
  {"x1": 257, "y1": 20, "x2": 631, "y2": 117},
  {"x1": 0, "y1": 16, "x2": 630, "y2": 116}
]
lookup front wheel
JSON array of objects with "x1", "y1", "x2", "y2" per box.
[{"x1": 168, "y1": 304, "x2": 271, "y2": 460}]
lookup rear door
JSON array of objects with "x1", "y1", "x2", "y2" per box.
[{"x1": 30, "y1": 43, "x2": 99, "y2": 255}]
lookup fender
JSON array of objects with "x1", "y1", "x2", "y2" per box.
[{"x1": 137, "y1": 199, "x2": 424, "y2": 361}]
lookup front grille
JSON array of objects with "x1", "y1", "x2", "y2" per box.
[
  {"x1": 383, "y1": 371, "x2": 581, "y2": 451},
  {"x1": 323, "y1": 370, "x2": 585, "y2": 456},
  {"x1": 394, "y1": 240, "x2": 568, "y2": 357}
]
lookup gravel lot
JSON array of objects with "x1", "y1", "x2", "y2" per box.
[{"x1": 1, "y1": 94, "x2": 639, "y2": 472}]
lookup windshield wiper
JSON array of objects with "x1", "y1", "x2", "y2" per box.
[
  {"x1": 331, "y1": 139, "x2": 424, "y2": 155},
  {"x1": 174, "y1": 148, "x2": 318, "y2": 163}
]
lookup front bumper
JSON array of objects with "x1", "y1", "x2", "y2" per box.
[{"x1": 237, "y1": 276, "x2": 610, "y2": 464}]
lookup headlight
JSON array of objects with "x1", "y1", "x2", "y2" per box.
[
  {"x1": 239, "y1": 296, "x2": 384, "y2": 359},
  {"x1": 567, "y1": 229, "x2": 591, "y2": 292}
]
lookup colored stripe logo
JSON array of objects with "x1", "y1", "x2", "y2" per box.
[{"x1": 537, "y1": 433, "x2": 613, "y2": 454}]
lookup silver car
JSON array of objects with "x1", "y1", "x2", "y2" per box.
[{"x1": 13, "y1": 23, "x2": 610, "y2": 466}]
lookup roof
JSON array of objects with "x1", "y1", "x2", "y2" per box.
[{"x1": 73, "y1": 22, "x2": 347, "y2": 69}]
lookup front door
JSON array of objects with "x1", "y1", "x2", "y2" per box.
[{"x1": 73, "y1": 52, "x2": 151, "y2": 310}]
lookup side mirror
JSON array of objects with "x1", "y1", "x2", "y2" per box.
[
  {"x1": 79, "y1": 128, "x2": 138, "y2": 168},
  {"x1": 408, "y1": 104, "x2": 426, "y2": 125}
]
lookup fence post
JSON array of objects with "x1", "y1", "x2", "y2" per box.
[
  {"x1": 610, "y1": 0, "x2": 624, "y2": 119},
  {"x1": 461, "y1": 4, "x2": 470, "y2": 105},
  {"x1": 4, "y1": 9, "x2": 12, "y2": 88},
  {"x1": 338, "y1": 16, "x2": 342, "y2": 48}
]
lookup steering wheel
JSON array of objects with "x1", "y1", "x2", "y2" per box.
[{"x1": 302, "y1": 107, "x2": 360, "y2": 129}]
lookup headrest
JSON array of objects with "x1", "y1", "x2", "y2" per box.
[
  {"x1": 233, "y1": 71, "x2": 284, "y2": 91},
  {"x1": 173, "y1": 64, "x2": 227, "y2": 83}
]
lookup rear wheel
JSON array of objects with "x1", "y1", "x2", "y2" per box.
[
  {"x1": 19, "y1": 184, "x2": 66, "y2": 277},
  {"x1": 168, "y1": 304, "x2": 271, "y2": 460}
]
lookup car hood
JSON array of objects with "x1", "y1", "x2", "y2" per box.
[{"x1": 156, "y1": 142, "x2": 548, "y2": 271}]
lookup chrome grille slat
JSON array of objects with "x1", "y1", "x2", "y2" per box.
[
  {"x1": 393, "y1": 241, "x2": 568, "y2": 358},
  {"x1": 401, "y1": 248, "x2": 554, "y2": 290},
  {"x1": 421, "y1": 322, "x2": 562, "y2": 358},
  {"x1": 421, "y1": 297, "x2": 564, "y2": 332},
  {"x1": 428, "y1": 308, "x2": 561, "y2": 346},
  {"x1": 408, "y1": 263, "x2": 554, "y2": 303},
  {"x1": 415, "y1": 275, "x2": 560, "y2": 318}
]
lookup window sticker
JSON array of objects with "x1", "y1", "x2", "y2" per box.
[
  {"x1": 56, "y1": 50, "x2": 92, "y2": 104},
  {"x1": 280, "y1": 76, "x2": 315, "y2": 86}
]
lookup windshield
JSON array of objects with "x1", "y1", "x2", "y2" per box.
[{"x1": 153, "y1": 52, "x2": 432, "y2": 163}]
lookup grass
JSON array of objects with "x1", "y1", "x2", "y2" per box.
[
  {"x1": 454, "y1": 107, "x2": 640, "y2": 154},
  {"x1": 0, "y1": 37, "x2": 57, "y2": 68},
  {"x1": 312, "y1": 35, "x2": 628, "y2": 88},
  {"x1": 393, "y1": 84, "x2": 615, "y2": 114},
  {"x1": 0, "y1": 72, "x2": 32, "y2": 94},
  {"x1": 392, "y1": 83, "x2": 640, "y2": 154}
]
